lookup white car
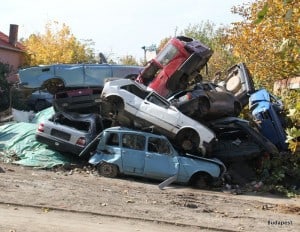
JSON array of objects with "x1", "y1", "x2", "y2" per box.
[{"x1": 100, "y1": 79, "x2": 216, "y2": 155}]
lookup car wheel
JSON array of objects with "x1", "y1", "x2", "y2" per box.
[
  {"x1": 190, "y1": 172, "x2": 212, "y2": 189},
  {"x1": 97, "y1": 163, "x2": 118, "y2": 178},
  {"x1": 176, "y1": 129, "x2": 200, "y2": 152},
  {"x1": 35, "y1": 100, "x2": 47, "y2": 112}
]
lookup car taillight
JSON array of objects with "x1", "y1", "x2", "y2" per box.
[
  {"x1": 37, "y1": 123, "x2": 44, "y2": 132},
  {"x1": 76, "y1": 137, "x2": 86, "y2": 146},
  {"x1": 178, "y1": 92, "x2": 192, "y2": 103}
]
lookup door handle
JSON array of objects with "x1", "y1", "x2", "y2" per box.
[{"x1": 144, "y1": 102, "x2": 149, "y2": 104}]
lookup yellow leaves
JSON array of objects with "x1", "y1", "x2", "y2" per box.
[
  {"x1": 225, "y1": 0, "x2": 300, "y2": 89},
  {"x1": 119, "y1": 55, "x2": 139, "y2": 66},
  {"x1": 254, "y1": 2, "x2": 268, "y2": 24},
  {"x1": 24, "y1": 21, "x2": 95, "y2": 66}
]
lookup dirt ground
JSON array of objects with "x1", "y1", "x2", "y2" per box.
[{"x1": 0, "y1": 162, "x2": 299, "y2": 232}]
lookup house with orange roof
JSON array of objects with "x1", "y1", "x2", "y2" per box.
[{"x1": 0, "y1": 24, "x2": 26, "y2": 83}]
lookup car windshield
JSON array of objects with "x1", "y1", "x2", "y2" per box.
[{"x1": 156, "y1": 44, "x2": 179, "y2": 66}]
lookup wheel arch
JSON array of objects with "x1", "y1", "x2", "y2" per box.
[
  {"x1": 97, "y1": 161, "x2": 120, "y2": 177},
  {"x1": 176, "y1": 127, "x2": 200, "y2": 141},
  {"x1": 175, "y1": 127, "x2": 201, "y2": 152},
  {"x1": 103, "y1": 95, "x2": 125, "y2": 113},
  {"x1": 189, "y1": 171, "x2": 214, "y2": 187},
  {"x1": 198, "y1": 96, "x2": 210, "y2": 108},
  {"x1": 104, "y1": 94, "x2": 124, "y2": 103},
  {"x1": 41, "y1": 77, "x2": 65, "y2": 94}
]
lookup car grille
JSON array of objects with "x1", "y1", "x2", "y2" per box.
[{"x1": 50, "y1": 129, "x2": 71, "y2": 140}]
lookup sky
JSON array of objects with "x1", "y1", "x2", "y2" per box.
[{"x1": 1, "y1": 0, "x2": 254, "y2": 61}]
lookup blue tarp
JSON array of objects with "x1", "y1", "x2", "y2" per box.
[{"x1": 0, "y1": 107, "x2": 73, "y2": 168}]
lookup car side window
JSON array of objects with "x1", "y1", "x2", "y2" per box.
[
  {"x1": 106, "y1": 133, "x2": 119, "y2": 146},
  {"x1": 147, "y1": 93, "x2": 169, "y2": 109},
  {"x1": 122, "y1": 134, "x2": 145, "y2": 151},
  {"x1": 147, "y1": 137, "x2": 171, "y2": 155}
]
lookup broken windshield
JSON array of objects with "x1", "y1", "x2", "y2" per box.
[{"x1": 156, "y1": 44, "x2": 179, "y2": 66}]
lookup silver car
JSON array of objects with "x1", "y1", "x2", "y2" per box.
[
  {"x1": 35, "y1": 112, "x2": 105, "y2": 156},
  {"x1": 100, "y1": 79, "x2": 216, "y2": 155}
]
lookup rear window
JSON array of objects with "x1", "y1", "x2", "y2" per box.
[{"x1": 51, "y1": 114, "x2": 91, "y2": 132}]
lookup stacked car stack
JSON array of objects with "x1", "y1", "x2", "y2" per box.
[{"x1": 21, "y1": 36, "x2": 287, "y2": 188}]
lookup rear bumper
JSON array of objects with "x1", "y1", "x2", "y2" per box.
[{"x1": 36, "y1": 134, "x2": 83, "y2": 155}]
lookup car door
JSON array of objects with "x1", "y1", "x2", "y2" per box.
[
  {"x1": 144, "y1": 137, "x2": 179, "y2": 179},
  {"x1": 121, "y1": 133, "x2": 146, "y2": 175},
  {"x1": 119, "y1": 83, "x2": 149, "y2": 116},
  {"x1": 137, "y1": 92, "x2": 179, "y2": 133},
  {"x1": 84, "y1": 65, "x2": 112, "y2": 86}
]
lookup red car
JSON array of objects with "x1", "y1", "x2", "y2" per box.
[{"x1": 136, "y1": 36, "x2": 213, "y2": 97}]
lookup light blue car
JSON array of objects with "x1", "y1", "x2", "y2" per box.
[{"x1": 83, "y1": 127, "x2": 226, "y2": 189}]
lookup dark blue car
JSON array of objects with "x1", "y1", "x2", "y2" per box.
[{"x1": 249, "y1": 88, "x2": 288, "y2": 150}]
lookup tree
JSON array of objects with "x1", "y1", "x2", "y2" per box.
[
  {"x1": 119, "y1": 55, "x2": 139, "y2": 65},
  {"x1": 156, "y1": 37, "x2": 171, "y2": 52},
  {"x1": 226, "y1": 0, "x2": 300, "y2": 89},
  {"x1": 0, "y1": 62, "x2": 11, "y2": 110},
  {"x1": 23, "y1": 21, "x2": 96, "y2": 66}
]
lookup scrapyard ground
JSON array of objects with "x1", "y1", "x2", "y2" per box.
[{"x1": 0, "y1": 162, "x2": 299, "y2": 232}]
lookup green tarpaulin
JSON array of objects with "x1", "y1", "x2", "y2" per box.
[{"x1": 0, "y1": 107, "x2": 73, "y2": 168}]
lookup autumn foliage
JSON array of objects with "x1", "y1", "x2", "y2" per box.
[
  {"x1": 226, "y1": 0, "x2": 300, "y2": 89},
  {"x1": 23, "y1": 21, "x2": 95, "y2": 66}
]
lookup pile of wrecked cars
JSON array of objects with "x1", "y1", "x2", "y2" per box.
[{"x1": 18, "y1": 36, "x2": 287, "y2": 189}]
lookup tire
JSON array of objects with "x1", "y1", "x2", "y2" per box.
[
  {"x1": 97, "y1": 163, "x2": 118, "y2": 178},
  {"x1": 176, "y1": 129, "x2": 200, "y2": 152},
  {"x1": 190, "y1": 172, "x2": 212, "y2": 189}
]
